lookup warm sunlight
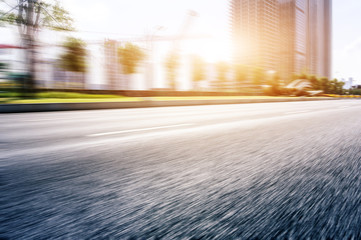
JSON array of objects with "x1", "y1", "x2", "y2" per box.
[
  {"x1": 185, "y1": 37, "x2": 232, "y2": 63},
  {"x1": 2, "y1": 1, "x2": 361, "y2": 238}
]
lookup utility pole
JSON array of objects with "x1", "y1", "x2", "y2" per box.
[{"x1": 1, "y1": 0, "x2": 72, "y2": 95}]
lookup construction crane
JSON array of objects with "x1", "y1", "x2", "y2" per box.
[
  {"x1": 36, "y1": 11, "x2": 207, "y2": 90},
  {"x1": 172, "y1": 10, "x2": 199, "y2": 54},
  {"x1": 143, "y1": 10, "x2": 200, "y2": 90}
]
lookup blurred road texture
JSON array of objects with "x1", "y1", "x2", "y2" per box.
[{"x1": 1, "y1": 100, "x2": 361, "y2": 239}]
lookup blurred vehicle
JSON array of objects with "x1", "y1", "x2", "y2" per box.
[{"x1": 284, "y1": 79, "x2": 319, "y2": 96}]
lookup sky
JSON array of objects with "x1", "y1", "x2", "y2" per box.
[
  {"x1": 60, "y1": 0, "x2": 232, "y2": 62},
  {"x1": 332, "y1": 0, "x2": 361, "y2": 82},
  {"x1": 61, "y1": 0, "x2": 229, "y2": 38},
  {"x1": 1, "y1": 0, "x2": 361, "y2": 82}
]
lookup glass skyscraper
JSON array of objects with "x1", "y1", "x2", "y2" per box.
[
  {"x1": 231, "y1": 0, "x2": 332, "y2": 82},
  {"x1": 231, "y1": 0, "x2": 280, "y2": 73}
]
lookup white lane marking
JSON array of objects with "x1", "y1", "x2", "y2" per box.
[{"x1": 87, "y1": 124, "x2": 194, "y2": 137}]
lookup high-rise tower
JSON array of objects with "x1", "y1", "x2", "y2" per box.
[
  {"x1": 231, "y1": 0, "x2": 332, "y2": 82},
  {"x1": 317, "y1": 0, "x2": 332, "y2": 79},
  {"x1": 231, "y1": 0, "x2": 280, "y2": 73},
  {"x1": 298, "y1": 0, "x2": 332, "y2": 78},
  {"x1": 279, "y1": 0, "x2": 309, "y2": 81}
]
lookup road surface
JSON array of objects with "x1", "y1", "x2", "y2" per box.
[{"x1": 1, "y1": 100, "x2": 361, "y2": 239}]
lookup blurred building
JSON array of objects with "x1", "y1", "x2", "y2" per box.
[
  {"x1": 104, "y1": 40, "x2": 125, "y2": 90},
  {"x1": 231, "y1": 0, "x2": 332, "y2": 82},
  {"x1": 280, "y1": 0, "x2": 332, "y2": 80},
  {"x1": 352, "y1": 84, "x2": 361, "y2": 89},
  {"x1": 230, "y1": 0, "x2": 280, "y2": 75},
  {"x1": 104, "y1": 40, "x2": 147, "y2": 90},
  {"x1": 279, "y1": 0, "x2": 308, "y2": 81},
  {"x1": 0, "y1": 44, "x2": 26, "y2": 74},
  {"x1": 315, "y1": 0, "x2": 332, "y2": 79}
]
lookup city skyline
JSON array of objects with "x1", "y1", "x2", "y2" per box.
[
  {"x1": 278, "y1": 0, "x2": 332, "y2": 80},
  {"x1": 0, "y1": 0, "x2": 360, "y2": 82},
  {"x1": 231, "y1": 0, "x2": 333, "y2": 82},
  {"x1": 61, "y1": 0, "x2": 361, "y2": 82}
]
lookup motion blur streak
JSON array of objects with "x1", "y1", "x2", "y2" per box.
[{"x1": 1, "y1": 100, "x2": 361, "y2": 239}]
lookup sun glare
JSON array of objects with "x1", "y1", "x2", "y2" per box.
[{"x1": 185, "y1": 37, "x2": 232, "y2": 63}]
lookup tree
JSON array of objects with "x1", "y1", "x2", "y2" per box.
[
  {"x1": 164, "y1": 51, "x2": 179, "y2": 90},
  {"x1": 0, "y1": 62, "x2": 8, "y2": 72},
  {"x1": 59, "y1": 37, "x2": 87, "y2": 88},
  {"x1": 329, "y1": 78, "x2": 344, "y2": 95},
  {"x1": 216, "y1": 61, "x2": 229, "y2": 91},
  {"x1": 336, "y1": 80, "x2": 345, "y2": 95},
  {"x1": 308, "y1": 75, "x2": 320, "y2": 90},
  {"x1": 350, "y1": 88, "x2": 361, "y2": 95},
  {"x1": 60, "y1": 37, "x2": 87, "y2": 72},
  {"x1": 118, "y1": 42, "x2": 145, "y2": 89},
  {"x1": 252, "y1": 67, "x2": 265, "y2": 85},
  {"x1": 0, "y1": 0, "x2": 73, "y2": 95},
  {"x1": 294, "y1": 73, "x2": 308, "y2": 80},
  {"x1": 234, "y1": 64, "x2": 247, "y2": 91},
  {"x1": 320, "y1": 77, "x2": 330, "y2": 94},
  {"x1": 191, "y1": 55, "x2": 205, "y2": 90},
  {"x1": 329, "y1": 78, "x2": 338, "y2": 94},
  {"x1": 269, "y1": 72, "x2": 281, "y2": 95}
]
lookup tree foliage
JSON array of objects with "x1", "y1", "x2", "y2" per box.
[
  {"x1": 349, "y1": 88, "x2": 361, "y2": 95},
  {"x1": 286, "y1": 73, "x2": 346, "y2": 95},
  {"x1": 118, "y1": 43, "x2": 145, "y2": 75},
  {"x1": 234, "y1": 64, "x2": 247, "y2": 86},
  {"x1": 0, "y1": 0, "x2": 74, "y2": 95},
  {"x1": 0, "y1": 0, "x2": 73, "y2": 32},
  {"x1": 59, "y1": 37, "x2": 87, "y2": 73},
  {"x1": 319, "y1": 77, "x2": 330, "y2": 93},
  {"x1": 164, "y1": 51, "x2": 179, "y2": 90},
  {"x1": 0, "y1": 62, "x2": 8, "y2": 71},
  {"x1": 305, "y1": 75, "x2": 344, "y2": 94},
  {"x1": 308, "y1": 75, "x2": 319, "y2": 90},
  {"x1": 191, "y1": 55, "x2": 205, "y2": 89},
  {"x1": 293, "y1": 72, "x2": 308, "y2": 80},
  {"x1": 216, "y1": 61, "x2": 229, "y2": 90},
  {"x1": 269, "y1": 72, "x2": 281, "y2": 95},
  {"x1": 328, "y1": 78, "x2": 344, "y2": 94},
  {"x1": 252, "y1": 67, "x2": 265, "y2": 85}
]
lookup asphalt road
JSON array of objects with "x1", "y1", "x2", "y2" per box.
[{"x1": 1, "y1": 100, "x2": 361, "y2": 239}]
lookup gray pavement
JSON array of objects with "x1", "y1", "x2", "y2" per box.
[{"x1": 1, "y1": 100, "x2": 361, "y2": 239}]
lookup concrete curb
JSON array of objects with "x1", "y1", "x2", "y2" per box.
[{"x1": 0, "y1": 97, "x2": 338, "y2": 113}]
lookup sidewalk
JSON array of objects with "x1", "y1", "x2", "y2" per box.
[{"x1": 0, "y1": 97, "x2": 338, "y2": 113}]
